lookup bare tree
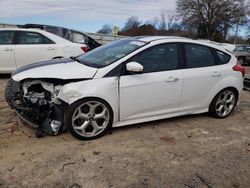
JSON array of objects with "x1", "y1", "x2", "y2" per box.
[
  {"x1": 146, "y1": 17, "x2": 159, "y2": 29},
  {"x1": 97, "y1": 24, "x2": 112, "y2": 34},
  {"x1": 123, "y1": 16, "x2": 140, "y2": 31},
  {"x1": 159, "y1": 9, "x2": 167, "y2": 30},
  {"x1": 156, "y1": 9, "x2": 176, "y2": 31},
  {"x1": 176, "y1": 0, "x2": 247, "y2": 41}
]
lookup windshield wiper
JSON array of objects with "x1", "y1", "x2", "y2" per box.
[
  {"x1": 70, "y1": 56, "x2": 82, "y2": 63},
  {"x1": 70, "y1": 56, "x2": 104, "y2": 68}
]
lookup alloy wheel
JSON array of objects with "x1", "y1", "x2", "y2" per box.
[
  {"x1": 215, "y1": 90, "x2": 235, "y2": 117},
  {"x1": 72, "y1": 101, "x2": 110, "y2": 137}
]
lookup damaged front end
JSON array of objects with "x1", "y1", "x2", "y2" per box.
[{"x1": 5, "y1": 78, "x2": 68, "y2": 137}]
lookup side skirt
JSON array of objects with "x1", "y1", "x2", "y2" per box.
[{"x1": 113, "y1": 107, "x2": 208, "y2": 128}]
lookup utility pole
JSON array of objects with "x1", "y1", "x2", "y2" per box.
[{"x1": 234, "y1": 22, "x2": 239, "y2": 44}]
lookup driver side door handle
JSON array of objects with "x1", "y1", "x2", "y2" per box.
[
  {"x1": 165, "y1": 76, "x2": 179, "y2": 83},
  {"x1": 3, "y1": 47, "x2": 14, "y2": 51}
]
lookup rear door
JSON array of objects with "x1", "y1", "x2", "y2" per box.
[
  {"x1": 0, "y1": 30, "x2": 16, "y2": 72},
  {"x1": 179, "y1": 43, "x2": 225, "y2": 112},
  {"x1": 14, "y1": 31, "x2": 57, "y2": 68}
]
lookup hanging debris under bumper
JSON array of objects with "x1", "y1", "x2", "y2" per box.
[{"x1": 5, "y1": 78, "x2": 67, "y2": 137}]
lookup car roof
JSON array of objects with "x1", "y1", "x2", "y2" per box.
[
  {"x1": 0, "y1": 27, "x2": 43, "y2": 32},
  {"x1": 135, "y1": 36, "x2": 189, "y2": 42},
  {"x1": 134, "y1": 36, "x2": 230, "y2": 54}
]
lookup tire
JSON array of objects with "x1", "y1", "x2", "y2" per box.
[
  {"x1": 65, "y1": 98, "x2": 113, "y2": 140},
  {"x1": 209, "y1": 88, "x2": 237, "y2": 119},
  {"x1": 5, "y1": 78, "x2": 18, "y2": 109}
]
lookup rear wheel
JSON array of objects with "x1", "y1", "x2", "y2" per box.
[
  {"x1": 65, "y1": 98, "x2": 113, "y2": 140},
  {"x1": 209, "y1": 89, "x2": 237, "y2": 118}
]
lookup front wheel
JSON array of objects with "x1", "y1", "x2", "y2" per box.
[
  {"x1": 209, "y1": 89, "x2": 237, "y2": 118},
  {"x1": 65, "y1": 98, "x2": 113, "y2": 140}
]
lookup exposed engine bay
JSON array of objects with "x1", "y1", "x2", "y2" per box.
[{"x1": 5, "y1": 79, "x2": 71, "y2": 137}]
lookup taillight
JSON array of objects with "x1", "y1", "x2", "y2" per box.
[
  {"x1": 233, "y1": 62, "x2": 245, "y2": 77},
  {"x1": 81, "y1": 46, "x2": 88, "y2": 52}
]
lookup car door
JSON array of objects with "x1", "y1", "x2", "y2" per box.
[
  {"x1": 14, "y1": 31, "x2": 57, "y2": 68},
  {"x1": 0, "y1": 30, "x2": 16, "y2": 73},
  {"x1": 119, "y1": 43, "x2": 183, "y2": 121},
  {"x1": 179, "y1": 43, "x2": 224, "y2": 112}
]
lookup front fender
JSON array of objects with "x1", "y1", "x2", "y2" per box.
[{"x1": 57, "y1": 77, "x2": 119, "y2": 122}]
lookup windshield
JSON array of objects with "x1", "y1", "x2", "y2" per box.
[
  {"x1": 77, "y1": 38, "x2": 147, "y2": 68},
  {"x1": 234, "y1": 46, "x2": 249, "y2": 52}
]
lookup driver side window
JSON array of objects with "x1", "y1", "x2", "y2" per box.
[{"x1": 129, "y1": 43, "x2": 178, "y2": 73}]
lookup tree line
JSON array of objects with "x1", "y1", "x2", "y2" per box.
[{"x1": 97, "y1": 0, "x2": 250, "y2": 43}]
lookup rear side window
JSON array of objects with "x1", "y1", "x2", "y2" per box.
[
  {"x1": 216, "y1": 51, "x2": 231, "y2": 64},
  {"x1": 72, "y1": 32, "x2": 88, "y2": 44},
  {"x1": 0, "y1": 31, "x2": 14, "y2": 45},
  {"x1": 44, "y1": 26, "x2": 61, "y2": 36},
  {"x1": 16, "y1": 31, "x2": 54, "y2": 45},
  {"x1": 184, "y1": 44, "x2": 214, "y2": 68}
]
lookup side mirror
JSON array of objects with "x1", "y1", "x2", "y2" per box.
[{"x1": 126, "y1": 62, "x2": 143, "y2": 73}]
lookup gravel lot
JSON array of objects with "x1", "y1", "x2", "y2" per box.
[{"x1": 0, "y1": 67, "x2": 250, "y2": 188}]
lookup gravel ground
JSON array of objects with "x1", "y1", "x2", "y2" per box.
[{"x1": 0, "y1": 67, "x2": 249, "y2": 188}]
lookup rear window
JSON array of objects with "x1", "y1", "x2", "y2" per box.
[{"x1": 216, "y1": 51, "x2": 231, "y2": 64}]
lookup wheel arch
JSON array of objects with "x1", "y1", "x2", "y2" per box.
[
  {"x1": 64, "y1": 96, "x2": 114, "y2": 140},
  {"x1": 69, "y1": 96, "x2": 115, "y2": 119},
  {"x1": 209, "y1": 86, "x2": 239, "y2": 107}
]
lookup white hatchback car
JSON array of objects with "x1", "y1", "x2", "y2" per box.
[
  {"x1": 5, "y1": 36, "x2": 245, "y2": 140},
  {"x1": 0, "y1": 28, "x2": 87, "y2": 73}
]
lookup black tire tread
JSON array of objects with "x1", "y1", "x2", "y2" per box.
[{"x1": 5, "y1": 79, "x2": 15, "y2": 109}]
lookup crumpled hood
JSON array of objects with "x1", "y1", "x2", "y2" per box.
[{"x1": 12, "y1": 58, "x2": 98, "y2": 82}]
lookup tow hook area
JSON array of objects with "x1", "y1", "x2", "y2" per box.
[
  {"x1": 5, "y1": 78, "x2": 69, "y2": 138},
  {"x1": 34, "y1": 104, "x2": 66, "y2": 138}
]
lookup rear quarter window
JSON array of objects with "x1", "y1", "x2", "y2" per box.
[
  {"x1": 184, "y1": 44, "x2": 215, "y2": 68},
  {"x1": 216, "y1": 51, "x2": 231, "y2": 64}
]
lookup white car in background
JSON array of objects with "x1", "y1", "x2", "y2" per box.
[
  {"x1": 0, "y1": 28, "x2": 87, "y2": 73},
  {"x1": 5, "y1": 37, "x2": 245, "y2": 140}
]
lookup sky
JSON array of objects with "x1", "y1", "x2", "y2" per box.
[{"x1": 0, "y1": 0, "x2": 176, "y2": 32}]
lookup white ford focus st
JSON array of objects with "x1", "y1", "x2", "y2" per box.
[{"x1": 5, "y1": 36, "x2": 245, "y2": 140}]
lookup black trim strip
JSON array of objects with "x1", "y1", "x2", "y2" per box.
[{"x1": 12, "y1": 58, "x2": 74, "y2": 76}]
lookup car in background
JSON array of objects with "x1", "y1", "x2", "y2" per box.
[
  {"x1": 19, "y1": 24, "x2": 101, "y2": 51},
  {"x1": 5, "y1": 36, "x2": 245, "y2": 140},
  {"x1": 231, "y1": 45, "x2": 250, "y2": 65},
  {"x1": 0, "y1": 28, "x2": 87, "y2": 73}
]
